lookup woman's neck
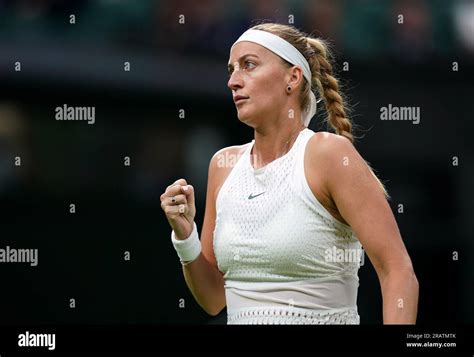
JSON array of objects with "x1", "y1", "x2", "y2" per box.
[{"x1": 251, "y1": 121, "x2": 305, "y2": 169}]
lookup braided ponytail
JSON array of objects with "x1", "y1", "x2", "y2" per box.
[{"x1": 305, "y1": 37, "x2": 353, "y2": 143}]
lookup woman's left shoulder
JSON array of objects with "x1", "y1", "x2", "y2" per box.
[{"x1": 306, "y1": 131, "x2": 359, "y2": 165}]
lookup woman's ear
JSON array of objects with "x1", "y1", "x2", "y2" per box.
[{"x1": 286, "y1": 66, "x2": 304, "y2": 90}]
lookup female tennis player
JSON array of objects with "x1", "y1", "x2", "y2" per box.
[{"x1": 160, "y1": 23, "x2": 419, "y2": 324}]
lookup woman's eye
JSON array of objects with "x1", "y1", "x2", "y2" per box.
[
  {"x1": 227, "y1": 61, "x2": 255, "y2": 77},
  {"x1": 245, "y1": 61, "x2": 256, "y2": 69}
]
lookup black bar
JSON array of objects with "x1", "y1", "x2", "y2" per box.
[{"x1": 0, "y1": 325, "x2": 471, "y2": 354}]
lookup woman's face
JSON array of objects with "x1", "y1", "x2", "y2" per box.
[{"x1": 228, "y1": 42, "x2": 289, "y2": 127}]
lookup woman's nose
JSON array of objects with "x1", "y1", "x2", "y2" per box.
[{"x1": 227, "y1": 70, "x2": 243, "y2": 91}]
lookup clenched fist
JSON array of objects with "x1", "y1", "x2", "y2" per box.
[{"x1": 160, "y1": 178, "x2": 196, "y2": 240}]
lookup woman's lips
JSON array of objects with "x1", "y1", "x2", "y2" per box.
[{"x1": 233, "y1": 95, "x2": 249, "y2": 105}]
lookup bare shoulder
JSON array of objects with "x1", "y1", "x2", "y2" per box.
[
  {"x1": 306, "y1": 131, "x2": 365, "y2": 174},
  {"x1": 211, "y1": 144, "x2": 248, "y2": 167},
  {"x1": 209, "y1": 143, "x2": 249, "y2": 201},
  {"x1": 305, "y1": 132, "x2": 363, "y2": 224},
  {"x1": 307, "y1": 131, "x2": 356, "y2": 160}
]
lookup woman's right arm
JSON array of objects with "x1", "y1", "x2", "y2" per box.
[
  {"x1": 182, "y1": 150, "x2": 226, "y2": 315},
  {"x1": 161, "y1": 150, "x2": 230, "y2": 316}
]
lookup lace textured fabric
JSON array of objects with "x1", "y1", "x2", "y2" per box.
[{"x1": 227, "y1": 306, "x2": 360, "y2": 325}]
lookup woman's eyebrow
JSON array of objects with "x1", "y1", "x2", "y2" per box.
[{"x1": 227, "y1": 53, "x2": 260, "y2": 70}]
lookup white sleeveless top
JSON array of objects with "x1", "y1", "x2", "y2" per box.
[{"x1": 213, "y1": 128, "x2": 363, "y2": 324}]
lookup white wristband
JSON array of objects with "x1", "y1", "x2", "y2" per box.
[{"x1": 171, "y1": 222, "x2": 201, "y2": 264}]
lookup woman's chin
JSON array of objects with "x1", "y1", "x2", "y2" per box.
[
  {"x1": 238, "y1": 111, "x2": 264, "y2": 128},
  {"x1": 236, "y1": 110, "x2": 250, "y2": 123}
]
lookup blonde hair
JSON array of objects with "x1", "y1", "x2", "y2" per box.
[{"x1": 251, "y1": 22, "x2": 389, "y2": 198}]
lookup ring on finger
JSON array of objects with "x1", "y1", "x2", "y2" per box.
[
  {"x1": 171, "y1": 196, "x2": 176, "y2": 204},
  {"x1": 178, "y1": 204, "x2": 185, "y2": 214}
]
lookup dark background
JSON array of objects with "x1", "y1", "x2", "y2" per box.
[{"x1": 0, "y1": 0, "x2": 473, "y2": 325}]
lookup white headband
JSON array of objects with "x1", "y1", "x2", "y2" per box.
[{"x1": 232, "y1": 29, "x2": 317, "y2": 127}]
